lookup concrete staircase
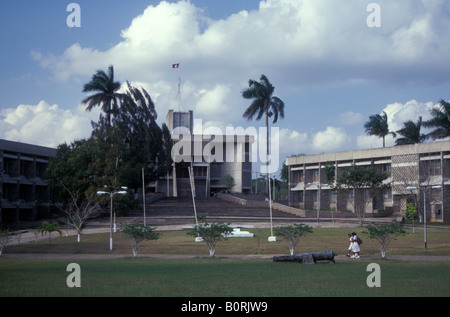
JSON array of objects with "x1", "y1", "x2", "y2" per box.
[{"x1": 127, "y1": 196, "x2": 302, "y2": 226}]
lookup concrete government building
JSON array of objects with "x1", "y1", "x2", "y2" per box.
[
  {"x1": 286, "y1": 140, "x2": 450, "y2": 223},
  {"x1": 153, "y1": 110, "x2": 254, "y2": 197},
  {"x1": 0, "y1": 139, "x2": 56, "y2": 227}
]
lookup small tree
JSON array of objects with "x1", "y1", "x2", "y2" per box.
[
  {"x1": 60, "y1": 186, "x2": 103, "y2": 242},
  {"x1": 222, "y1": 175, "x2": 236, "y2": 192},
  {"x1": 362, "y1": 223, "x2": 407, "y2": 258},
  {"x1": 38, "y1": 221, "x2": 62, "y2": 245},
  {"x1": 187, "y1": 222, "x2": 232, "y2": 257},
  {"x1": 0, "y1": 228, "x2": 12, "y2": 256},
  {"x1": 121, "y1": 223, "x2": 160, "y2": 257},
  {"x1": 274, "y1": 224, "x2": 313, "y2": 255},
  {"x1": 405, "y1": 202, "x2": 418, "y2": 233}
]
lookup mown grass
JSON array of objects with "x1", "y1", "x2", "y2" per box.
[
  {"x1": 5, "y1": 226, "x2": 450, "y2": 257},
  {"x1": 1, "y1": 226, "x2": 450, "y2": 297},
  {"x1": 1, "y1": 257, "x2": 449, "y2": 297}
]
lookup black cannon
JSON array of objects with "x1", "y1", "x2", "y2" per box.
[{"x1": 273, "y1": 250, "x2": 337, "y2": 264}]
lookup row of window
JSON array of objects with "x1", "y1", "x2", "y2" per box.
[
  {"x1": 296, "y1": 187, "x2": 392, "y2": 201},
  {"x1": 291, "y1": 161, "x2": 443, "y2": 185}
]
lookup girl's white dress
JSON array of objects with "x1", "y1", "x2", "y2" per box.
[{"x1": 351, "y1": 236, "x2": 360, "y2": 253}]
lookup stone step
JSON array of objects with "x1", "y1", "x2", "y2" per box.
[{"x1": 130, "y1": 197, "x2": 295, "y2": 219}]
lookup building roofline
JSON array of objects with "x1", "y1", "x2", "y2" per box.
[
  {"x1": 286, "y1": 140, "x2": 450, "y2": 166},
  {"x1": 0, "y1": 139, "x2": 56, "y2": 157}
]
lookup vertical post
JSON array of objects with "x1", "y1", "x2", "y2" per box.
[
  {"x1": 142, "y1": 167, "x2": 146, "y2": 226},
  {"x1": 268, "y1": 172, "x2": 276, "y2": 242},
  {"x1": 188, "y1": 166, "x2": 202, "y2": 242},
  {"x1": 110, "y1": 194, "x2": 113, "y2": 251},
  {"x1": 423, "y1": 189, "x2": 427, "y2": 249},
  {"x1": 317, "y1": 184, "x2": 320, "y2": 227}
]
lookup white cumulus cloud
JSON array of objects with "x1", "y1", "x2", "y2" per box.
[
  {"x1": 0, "y1": 101, "x2": 100, "y2": 147},
  {"x1": 313, "y1": 126, "x2": 350, "y2": 152},
  {"x1": 31, "y1": 0, "x2": 450, "y2": 124}
]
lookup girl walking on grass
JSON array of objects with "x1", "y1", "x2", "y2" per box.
[{"x1": 351, "y1": 232, "x2": 360, "y2": 258}]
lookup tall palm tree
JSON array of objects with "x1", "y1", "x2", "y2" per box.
[
  {"x1": 364, "y1": 111, "x2": 396, "y2": 147},
  {"x1": 82, "y1": 65, "x2": 122, "y2": 126},
  {"x1": 242, "y1": 74, "x2": 285, "y2": 195},
  {"x1": 395, "y1": 116, "x2": 427, "y2": 145},
  {"x1": 422, "y1": 100, "x2": 450, "y2": 140}
]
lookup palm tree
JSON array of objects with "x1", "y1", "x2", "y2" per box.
[
  {"x1": 242, "y1": 74, "x2": 285, "y2": 195},
  {"x1": 395, "y1": 116, "x2": 427, "y2": 145},
  {"x1": 38, "y1": 221, "x2": 62, "y2": 245},
  {"x1": 364, "y1": 111, "x2": 396, "y2": 147},
  {"x1": 82, "y1": 65, "x2": 122, "y2": 126},
  {"x1": 422, "y1": 100, "x2": 450, "y2": 140}
]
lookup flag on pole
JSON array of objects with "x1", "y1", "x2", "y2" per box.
[{"x1": 172, "y1": 63, "x2": 180, "y2": 69}]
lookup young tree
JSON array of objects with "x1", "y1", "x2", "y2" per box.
[
  {"x1": 60, "y1": 186, "x2": 103, "y2": 242},
  {"x1": 38, "y1": 221, "x2": 62, "y2": 245},
  {"x1": 362, "y1": 223, "x2": 407, "y2": 258},
  {"x1": 280, "y1": 162, "x2": 288, "y2": 182},
  {"x1": 274, "y1": 224, "x2": 313, "y2": 255},
  {"x1": 121, "y1": 223, "x2": 160, "y2": 257},
  {"x1": 405, "y1": 202, "x2": 418, "y2": 233},
  {"x1": 222, "y1": 175, "x2": 236, "y2": 191},
  {"x1": 187, "y1": 222, "x2": 232, "y2": 257}
]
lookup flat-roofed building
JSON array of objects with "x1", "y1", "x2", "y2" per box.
[
  {"x1": 154, "y1": 110, "x2": 254, "y2": 197},
  {"x1": 286, "y1": 140, "x2": 450, "y2": 223},
  {"x1": 0, "y1": 139, "x2": 56, "y2": 227}
]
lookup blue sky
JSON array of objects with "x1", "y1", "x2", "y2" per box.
[{"x1": 1, "y1": 0, "x2": 449, "y2": 174}]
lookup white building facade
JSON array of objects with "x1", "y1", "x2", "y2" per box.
[{"x1": 154, "y1": 110, "x2": 254, "y2": 197}]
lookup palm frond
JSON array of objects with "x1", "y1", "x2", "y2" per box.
[
  {"x1": 81, "y1": 65, "x2": 123, "y2": 125},
  {"x1": 423, "y1": 100, "x2": 450, "y2": 140},
  {"x1": 241, "y1": 74, "x2": 284, "y2": 124}
]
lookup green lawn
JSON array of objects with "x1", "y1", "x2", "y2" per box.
[
  {"x1": 5, "y1": 226, "x2": 450, "y2": 257},
  {"x1": 1, "y1": 257, "x2": 449, "y2": 297},
  {"x1": 1, "y1": 226, "x2": 450, "y2": 297}
]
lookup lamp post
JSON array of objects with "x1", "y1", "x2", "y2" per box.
[
  {"x1": 406, "y1": 185, "x2": 441, "y2": 249},
  {"x1": 267, "y1": 173, "x2": 276, "y2": 242},
  {"x1": 97, "y1": 186, "x2": 128, "y2": 251}
]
